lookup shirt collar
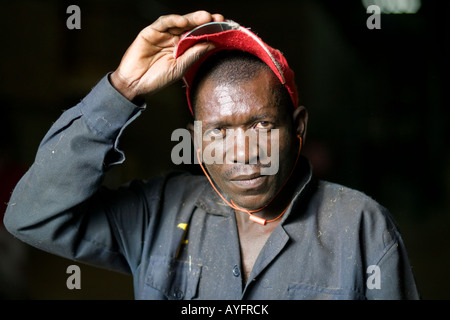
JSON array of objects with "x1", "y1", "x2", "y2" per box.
[{"x1": 194, "y1": 156, "x2": 313, "y2": 219}]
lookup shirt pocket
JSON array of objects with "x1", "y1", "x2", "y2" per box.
[
  {"x1": 144, "y1": 256, "x2": 202, "y2": 300},
  {"x1": 287, "y1": 283, "x2": 365, "y2": 300}
]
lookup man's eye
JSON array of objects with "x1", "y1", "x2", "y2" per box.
[
  {"x1": 205, "y1": 128, "x2": 223, "y2": 137},
  {"x1": 254, "y1": 121, "x2": 272, "y2": 129}
]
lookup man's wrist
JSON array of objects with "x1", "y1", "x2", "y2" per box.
[
  {"x1": 109, "y1": 71, "x2": 143, "y2": 104},
  {"x1": 79, "y1": 74, "x2": 145, "y2": 141}
]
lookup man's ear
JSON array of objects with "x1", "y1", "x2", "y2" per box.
[{"x1": 293, "y1": 105, "x2": 308, "y2": 141}]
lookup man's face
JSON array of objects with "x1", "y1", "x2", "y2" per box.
[{"x1": 194, "y1": 69, "x2": 299, "y2": 210}]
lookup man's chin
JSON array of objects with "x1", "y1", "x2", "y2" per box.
[{"x1": 227, "y1": 192, "x2": 274, "y2": 211}]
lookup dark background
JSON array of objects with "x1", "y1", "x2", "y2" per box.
[{"x1": 0, "y1": 0, "x2": 448, "y2": 299}]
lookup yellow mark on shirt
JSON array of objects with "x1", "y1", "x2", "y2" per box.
[{"x1": 177, "y1": 223, "x2": 188, "y2": 230}]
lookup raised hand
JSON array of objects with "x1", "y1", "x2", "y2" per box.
[{"x1": 110, "y1": 11, "x2": 225, "y2": 101}]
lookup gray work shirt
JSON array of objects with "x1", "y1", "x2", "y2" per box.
[{"x1": 4, "y1": 75, "x2": 420, "y2": 300}]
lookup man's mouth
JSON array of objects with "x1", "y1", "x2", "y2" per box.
[{"x1": 229, "y1": 173, "x2": 267, "y2": 190}]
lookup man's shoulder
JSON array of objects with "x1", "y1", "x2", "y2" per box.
[
  {"x1": 312, "y1": 180, "x2": 396, "y2": 229},
  {"x1": 309, "y1": 180, "x2": 401, "y2": 251},
  {"x1": 315, "y1": 180, "x2": 384, "y2": 211}
]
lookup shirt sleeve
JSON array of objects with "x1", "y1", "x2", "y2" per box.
[
  {"x1": 3, "y1": 74, "x2": 147, "y2": 274},
  {"x1": 362, "y1": 204, "x2": 420, "y2": 300},
  {"x1": 366, "y1": 236, "x2": 420, "y2": 299}
]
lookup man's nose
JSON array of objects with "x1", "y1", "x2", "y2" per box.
[{"x1": 225, "y1": 128, "x2": 259, "y2": 164}]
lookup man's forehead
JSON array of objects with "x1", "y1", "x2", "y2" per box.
[{"x1": 195, "y1": 71, "x2": 280, "y2": 121}]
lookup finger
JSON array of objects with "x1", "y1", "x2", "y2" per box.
[
  {"x1": 139, "y1": 15, "x2": 187, "y2": 44},
  {"x1": 168, "y1": 12, "x2": 225, "y2": 36},
  {"x1": 211, "y1": 14, "x2": 225, "y2": 22},
  {"x1": 182, "y1": 10, "x2": 216, "y2": 28},
  {"x1": 151, "y1": 14, "x2": 188, "y2": 32}
]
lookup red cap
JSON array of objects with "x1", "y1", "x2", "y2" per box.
[{"x1": 174, "y1": 21, "x2": 299, "y2": 115}]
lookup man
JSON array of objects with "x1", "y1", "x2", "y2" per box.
[{"x1": 4, "y1": 11, "x2": 419, "y2": 299}]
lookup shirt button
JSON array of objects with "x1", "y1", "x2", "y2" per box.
[
  {"x1": 173, "y1": 289, "x2": 184, "y2": 300},
  {"x1": 232, "y1": 265, "x2": 240, "y2": 277}
]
